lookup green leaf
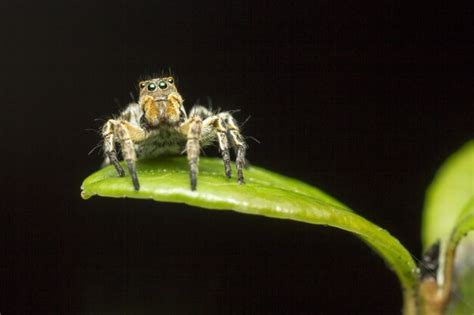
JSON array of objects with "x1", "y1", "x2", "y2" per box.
[
  {"x1": 449, "y1": 197, "x2": 474, "y2": 248},
  {"x1": 447, "y1": 263, "x2": 474, "y2": 315},
  {"x1": 422, "y1": 141, "x2": 474, "y2": 250},
  {"x1": 446, "y1": 199, "x2": 474, "y2": 315},
  {"x1": 81, "y1": 157, "x2": 417, "y2": 307},
  {"x1": 421, "y1": 141, "x2": 474, "y2": 314}
]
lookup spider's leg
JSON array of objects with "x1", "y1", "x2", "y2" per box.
[
  {"x1": 189, "y1": 105, "x2": 213, "y2": 119},
  {"x1": 115, "y1": 121, "x2": 146, "y2": 191},
  {"x1": 191, "y1": 105, "x2": 232, "y2": 178},
  {"x1": 200, "y1": 115, "x2": 232, "y2": 178},
  {"x1": 217, "y1": 120, "x2": 232, "y2": 178},
  {"x1": 185, "y1": 116, "x2": 203, "y2": 191},
  {"x1": 213, "y1": 116, "x2": 232, "y2": 178},
  {"x1": 102, "y1": 120, "x2": 125, "y2": 177},
  {"x1": 220, "y1": 113, "x2": 247, "y2": 184}
]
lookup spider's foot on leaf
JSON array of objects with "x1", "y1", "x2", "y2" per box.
[
  {"x1": 108, "y1": 154, "x2": 125, "y2": 177},
  {"x1": 224, "y1": 165, "x2": 232, "y2": 179},
  {"x1": 190, "y1": 177, "x2": 197, "y2": 191},
  {"x1": 126, "y1": 160, "x2": 140, "y2": 191}
]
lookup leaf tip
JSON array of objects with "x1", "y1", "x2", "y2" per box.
[{"x1": 80, "y1": 186, "x2": 95, "y2": 200}]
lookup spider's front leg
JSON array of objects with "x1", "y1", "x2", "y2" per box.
[
  {"x1": 102, "y1": 119, "x2": 146, "y2": 190},
  {"x1": 181, "y1": 116, "x2": 203, "y2": 191}
]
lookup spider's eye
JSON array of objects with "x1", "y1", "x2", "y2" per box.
[
  {"x1": 147, "y1": 83, "x2": 156, "y2": 91},
  {"x1": 158, "y1": 81, "x2": 167, "y2": 89},
  {"x1": 139, "y1": 82, "x2": 145, "y2": 89},
  {"x1": 168, "y1": 77, "x2": 174, "y2": 84}
]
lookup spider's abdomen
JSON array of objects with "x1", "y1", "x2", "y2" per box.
[{"x1": 135, "y1": 127, "x2": 186, "y2": 160}]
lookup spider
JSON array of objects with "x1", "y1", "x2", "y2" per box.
[{"x1": 101, "y1": 75, "x2": 247, "y2": 191}]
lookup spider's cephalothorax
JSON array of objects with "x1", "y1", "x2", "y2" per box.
[{"x1": 101, "y1": 76, "x2": 247, "y2": 191}]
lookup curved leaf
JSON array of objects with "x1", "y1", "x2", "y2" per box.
[
  {"x1": 421, "y1": 141, "x2": 474, "y2": 314},
  {"x1": 445, "y1": 199, "x2": 474, "y2": 315},
  {"x1": 422, "y1": 141, "x2": 474, "y2": 250},
  {"x1": 449, "y1": 197, "x2": 474, "y2": 247},
  {"x1": 81, "y1": 157, "x2": 417, "y2": 308}
]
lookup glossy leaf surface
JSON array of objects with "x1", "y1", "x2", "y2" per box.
[{"x1": 81, "y1": 157, "x2": 417, "y2": 303}]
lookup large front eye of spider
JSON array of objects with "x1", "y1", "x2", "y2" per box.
[
  {"x1": 147, "y1": 82, "x2": 157, "y2": 91},
  {"x1": 158, "y1": 81, "x2": 167, "y2": 89}
]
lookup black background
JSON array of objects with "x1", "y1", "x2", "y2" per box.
[{"x1": 1, "y1": 1, "x2": 473, "y2": 314}]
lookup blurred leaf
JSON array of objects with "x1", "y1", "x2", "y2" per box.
[
  {"x1": 422, "y1": 141, "x2": 474, "y2": 250},
  {"x1": 421, "y1": 141, "x2": 474, "y2": 314},
  {"x1": 446, "y1": 235, "x2": 474, "y2": 315},
  {"x1": 449, "y1": 198, "x2": 474, "y2": 248},
  {"x1": 446, "y1": 199, "x2": 474, "y2": 315},
  {"x1": 81, "y1": 157, "x2": 417, "y2": 307}
]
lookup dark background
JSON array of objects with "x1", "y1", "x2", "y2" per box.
[{"x1": 1, "y1": 1, "x2": 473, "y2": 314}]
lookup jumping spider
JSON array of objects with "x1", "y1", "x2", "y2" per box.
[{"x1": 101, "y1": 76, "x2": 247, "y2": 191}]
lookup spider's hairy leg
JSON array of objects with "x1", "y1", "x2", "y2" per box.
[
  {"x1": 220, "y1": 113, "x2": 247, "y2": 184},
  {"x1": 102, "y1": 120, "x2": 125, "y2": 177},
  {"x1": 189, "y1": 105, "x2": 213, "y2": 119},
  {"x1": 117, "y1": 121, "x2": 146, "y2": 191},
  {"x1": 202, "y1": 115, "x2": 232, "y2": 178},
  {"x1": 216, "y1": 118, "x2": 232, "y2": 178},
  {"x1": 191, "y1": 105, "x2": 232, "y2": 178},
  {"x1": 182, "y1": 116, "x2": 203, "y2": 191},
  {"x1": 103, "y1": 119, "x2": 146, "y2": 191}
]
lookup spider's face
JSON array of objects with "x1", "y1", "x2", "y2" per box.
[
  {"x1": 138, "y1": 76, "x2": 183, "y2": 127},
  {"x1": 138, "y1": 77, "x2": 177, "y2": 101}
]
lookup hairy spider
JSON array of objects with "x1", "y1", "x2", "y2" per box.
[{"x1": 101, "y1": 76, "x2": 247, "y2": 191}]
